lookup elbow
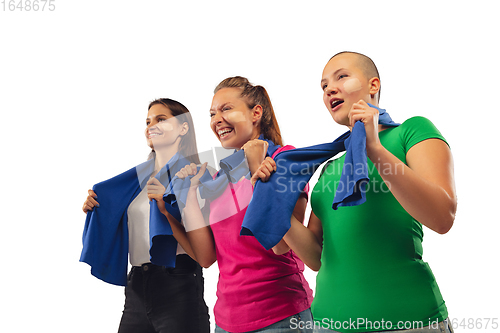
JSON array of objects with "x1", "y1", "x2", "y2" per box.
[
  {"x1": 272, "y1": 240, "x2": 291, "y2": 255},
  {"x1": 310, "y1": 262, "x2": 321, "y2": 272},
  {"x1": 303, "y1": 253, "x2": 322, "y2": 272},
  {"x1": 198, "y1": 258, "x2": 216, "y2": 269},
  {"x1": 435, "y1": 204, "x2": 457, "y2": 235},
  {"x1": 197, "y1": 253, "x2": 217, "y2": 268},
  {"x1": 431, "y1": 194, "x2": 457, "y2": 234},
  {"x1": 437, "y1": 214, "x2": 455, "y2": 234},
  {"x1": 272, "y1": 247, "x2": 290, "y2": 255},
  {"x1": 435, "y1": 220, "x2": 453, "y2": 234},
  {"x1": 309, "y1": 264, "x2": 321, "y2": 272}
]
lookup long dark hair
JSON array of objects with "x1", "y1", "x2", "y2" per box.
[
  {"x1": 148, "y1": 98, "x2": 200, "y2": 165},
  {"x1": 214, "y1": 76, "x2": 283, "y2": 146}
]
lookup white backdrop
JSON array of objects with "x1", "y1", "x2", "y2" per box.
[{"x1": 1, "y1": 1, "x2": 498, "y2": 332}]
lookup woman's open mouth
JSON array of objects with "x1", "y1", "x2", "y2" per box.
[
  {"x1": 218, "y1": 128, "x2": 234, "y2": 139},
  {"x1": 148, "y1": 132, "x2": 162, "y2": 139},
  {"x1": 330, "y1": 99, "x2": 344, "y2": 112}
]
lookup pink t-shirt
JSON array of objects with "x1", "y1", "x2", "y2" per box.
[{"x1": 209, "y1": 145, "x2": 313, "y2": 332}]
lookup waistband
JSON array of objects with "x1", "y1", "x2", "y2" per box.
[{"x1": 131, "y1": 254, "x2": 200, "y2": 274}]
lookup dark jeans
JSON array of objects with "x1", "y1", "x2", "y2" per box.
[{"x1": 118, "y1": 254, "x2": 210, "y2": 333}]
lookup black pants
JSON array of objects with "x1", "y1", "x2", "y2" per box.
[{"x1": 118, "y1": 254, "x2": 210, "y2": 333}]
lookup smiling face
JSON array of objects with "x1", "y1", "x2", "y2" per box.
[
  {"x1": 145, "y1": 103, "x2": 187, "y2": 151},
  {"x1": 321, "y1": 53, "x2": 380, "y2": 127},
  {"x1": 209, "y1": 87, "x2": 261, "y2": 149}
]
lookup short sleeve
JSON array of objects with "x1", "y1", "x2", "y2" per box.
[{"x1": 400, "y1": 116, "x2": 449, "y2": 152}]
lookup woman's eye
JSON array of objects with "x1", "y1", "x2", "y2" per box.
[
  {"x1": 322, "y1": 84, "x2": 327, "y2": 91},
  {"x1": 338, "y1": 74, "x2": 348, "y2": 80}
]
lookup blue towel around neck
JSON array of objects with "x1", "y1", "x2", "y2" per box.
[
  {"x1": 80, "y1": 153, "x2": 189, "y2": 286},
  {"x1": 240, "y1": 104, "x2": 399, "y2": 250}
]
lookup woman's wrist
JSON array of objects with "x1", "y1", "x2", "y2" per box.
[
  {"x1": 366, "y1": 142, "x2": 386, "y2": 161},
  {"x1": 184, "y1": 187, "x2": 199, "y2": 206}
]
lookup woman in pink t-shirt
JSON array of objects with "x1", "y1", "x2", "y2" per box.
[{"x1": 177, "y1": 76, "x2": 313, "y2": 333}]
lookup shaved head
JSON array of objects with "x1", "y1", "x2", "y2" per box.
[{"x1": 329, "y1": 51, "x2": 381, "y2": 101}]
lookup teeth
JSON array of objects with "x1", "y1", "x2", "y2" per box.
[
  {"x1": 218, "y1": 128, "x2": 232, "y2": 136},
  {"x1": 331, "y1": 100, "x2": 343, "y2": 108}
]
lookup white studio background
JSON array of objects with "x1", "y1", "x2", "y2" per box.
[{"x1": 0, "y1": 1, "x2": 498, "y2": 332}]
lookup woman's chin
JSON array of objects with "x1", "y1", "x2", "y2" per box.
[
  {"x1": 221, "y1": 142, "x2": 234, "y2": 149},
  {"x1": 330, "y1": 114, "x2": 349, "y2": 127}
]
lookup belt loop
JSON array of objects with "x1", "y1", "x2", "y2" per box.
[
  {"x1": 439, "y1": 320, "x2": 445, "y2": 332},
  {"x1": 446, "y1": 318, "x2": 454, "y2": 333}
]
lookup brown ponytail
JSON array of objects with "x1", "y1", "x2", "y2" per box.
[{"x1": 214, "y1": 76, "x2": 283, "y2": 146}]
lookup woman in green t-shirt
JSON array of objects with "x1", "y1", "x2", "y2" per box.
[{"x1": 253, "y1": 52, "x2": 456, "y2": 333}]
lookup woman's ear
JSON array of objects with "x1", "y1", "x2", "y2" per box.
[
  {"x1": 368, "y1": 77, "x2": 381, "y2": 98},
  {"x1": 180, "y1": 122, "x2": 189, "y2": 136},
  {"x1": 252, "y1": 105, "x2": 263, "y2": 124}
]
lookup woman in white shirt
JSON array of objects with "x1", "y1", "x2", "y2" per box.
[{"x1": 82, "y1": 98, "x2": 210, "y2": 333}]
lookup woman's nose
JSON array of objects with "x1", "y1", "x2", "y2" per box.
[
  {"x1": 147, "y1": 122, "x2": 158, "y2": 133},
  {"x1": 325, "y1": 84, "x2": 338, "y2": 95},
  {"x1": 210, "y1": 111, "x2": 222, "y2": 126},
  {"x1": 150, "y1": 117, "x2": 162, "y2": 127}
]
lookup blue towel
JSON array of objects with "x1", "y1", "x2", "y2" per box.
[
  {"x1": 241, "y1": 104, "x2": 399, "y2": 250},
  {"x1": 80, "y1": 153, "x2": 189, "y2": 286}
]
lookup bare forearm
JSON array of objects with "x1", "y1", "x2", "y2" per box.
[
  {"x1": 368, "y1": 144, "x2": 456, "y2": 234},
  {"x1": 283, "y1": 216, "x2": 322, "y2": 271},
  {"x1": 182, "y1": 189, "x2": 217, "y2": 267},
  {"x1": 161, "y1": 212, "x2": 197, "y2": 260},
  {"x1": 185, "y1": 227, "x2": 216, "y2": 268},
  {"x1": 272, "y1": 195, "x2": 307, "y2": 255}
]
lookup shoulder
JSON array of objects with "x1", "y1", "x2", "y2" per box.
[
  {"x1": 398, "y1": 116, "x2": 444, "y2": 136},
  {"x1": 400, "y1": 116, "x2": 437, "y2": 128},
  {"x1": 275, "y1": 144, "x2": 295, "y2": 153},
  {"x1": 396, "y1": 116, "x2": 448, "y2": 150},
  {"x1": 270, "y1": 144, "x2": 295, "y2": 158}
]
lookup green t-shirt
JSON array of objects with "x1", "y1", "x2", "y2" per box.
[{"x1": 311, "y1": 116, "x2": 449, "y2": 332}]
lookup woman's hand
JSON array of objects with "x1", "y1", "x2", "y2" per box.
[
  {"x1": 241, "y1": 139, "x2": 268, "y2": 175},
  {"x1": 175, "y1": 162, "x2": 208, "y2": 188},
  {"x1": 348, "y1": 100, "x2": 382, "y2": 156},
  {"x1": 147, "y1": 177, "x2": 167, "y2": 208},
  {"x1": 250, "y1": 157, "x2": 276, "y2": 187},
  {"x1": 82, "y1": 189, "x2": 99, "y2": 213}
]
